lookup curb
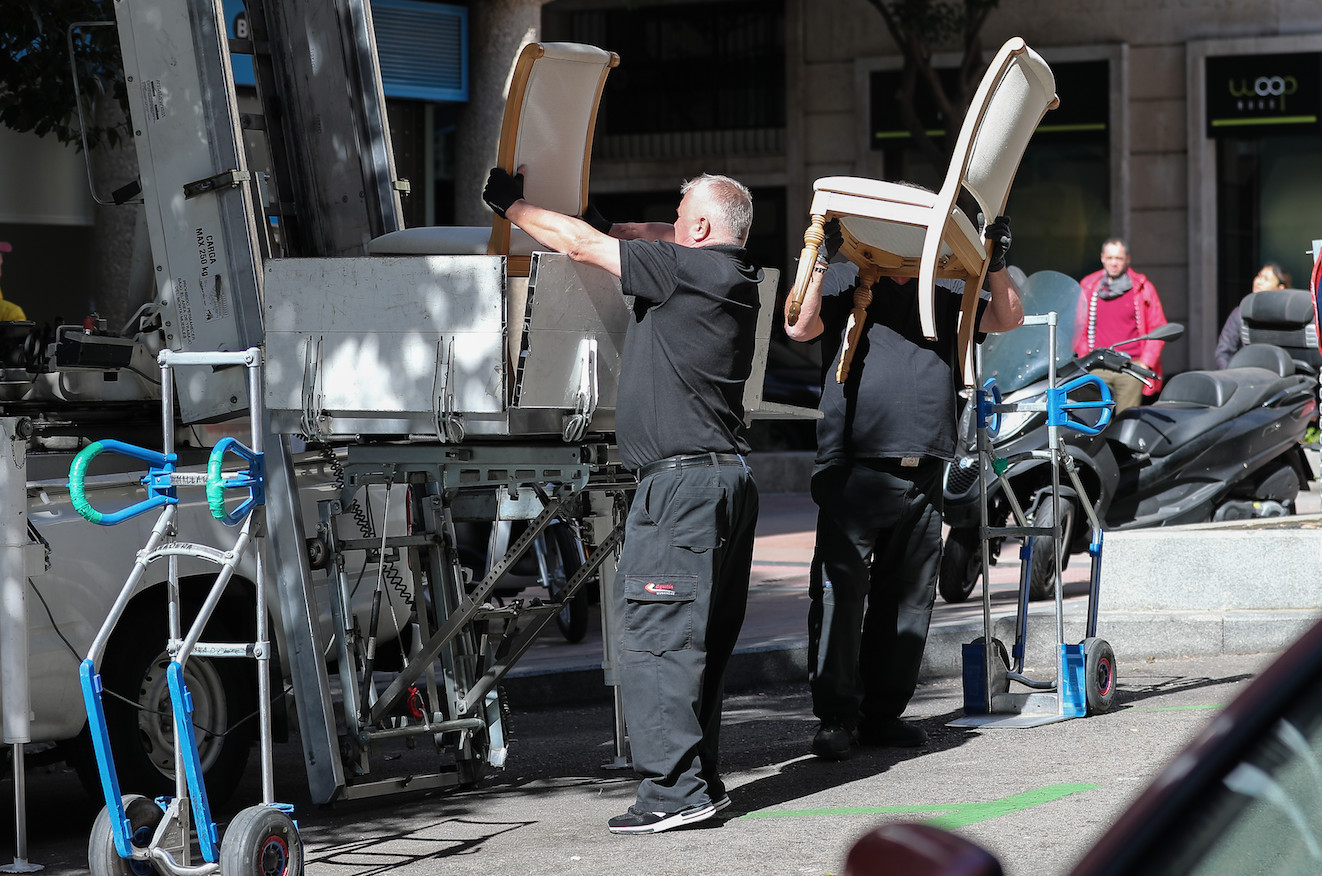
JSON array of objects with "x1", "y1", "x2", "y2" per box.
[{"x1": 503, "y1": 607, "x2": 1322, "y2": 711}]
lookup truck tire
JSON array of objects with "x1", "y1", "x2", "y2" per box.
[{"x1": 70, "y1": 600, "x2": 256, "y2": 810}]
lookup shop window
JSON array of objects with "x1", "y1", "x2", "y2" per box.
[{"x1": 870, "y1": 58, "x2": 1111, "y2": 280}]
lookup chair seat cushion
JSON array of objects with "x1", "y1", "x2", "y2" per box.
[
  {"x1": 368, "y1": 226, "x2": 541, "y2": 257},
  {"x1": 814, "y1": 175, "x2": 937, "y2": 208},
  {"x1": 811, "y1": 176, "x2": 980, "y2": 267}
]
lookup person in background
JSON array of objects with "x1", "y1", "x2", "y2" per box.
[
  {"x1": 1072, "y1": 238, "x2": 1167, "y2": 413},
  {"x1": 0, "y1": 242, "x2": 28, "y2": 321},
  {"x1": 1215, "y1": 262, "x2": 1291, "y2": 369}
]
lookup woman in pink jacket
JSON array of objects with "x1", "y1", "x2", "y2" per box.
[{"x1": 1072, "y1": 238, "x2": 1168, "y2": 412}]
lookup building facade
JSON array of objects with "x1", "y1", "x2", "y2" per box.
[{"x1": 543, "y1": 0, "x2": 1322, "y2": 373}]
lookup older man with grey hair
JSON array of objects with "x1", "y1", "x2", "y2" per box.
[{"x1": 484, "y1": 168, "x2": 762, "y2": 834}]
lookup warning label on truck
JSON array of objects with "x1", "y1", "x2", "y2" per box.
[
  {"x1": 195, "y1": 227, "x2": 229, "y2": 322},
  {"x1": 141, "y1": 79, "x2": 167, "y2": 124},
  {"x1": 174, "y1": 278, "x2": 196, "y2": 345}
]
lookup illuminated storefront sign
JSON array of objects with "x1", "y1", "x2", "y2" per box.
[{"x1": 1206, "y1": 52, "x2": 1320, "y2": 137}]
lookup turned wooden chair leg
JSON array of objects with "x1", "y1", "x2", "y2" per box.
[
  {"x1": 956, "y1": 243, "x2": 995, "y2": 386},
  {"x1": 837, "y1": 263, "x2": 882, "y2": 383},
  {"x1": 787, "y1": 213, "x2": 826, "y2": 327}
]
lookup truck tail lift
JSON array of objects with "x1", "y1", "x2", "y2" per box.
[{"x1": 950, "y1": 312, "x2": 1118, "y2": 729}]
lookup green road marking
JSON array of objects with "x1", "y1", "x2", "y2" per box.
[{"x1": 742, "y1": 782, "x2": 1097, "y2": 829}]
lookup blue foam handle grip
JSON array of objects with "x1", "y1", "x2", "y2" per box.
[
  {"x1": 976, "y1": 379, "x2": 1003, "y2": 438},
  {"x1": 1048, "y1": 375, "x2": 1115, "y2": 435}
]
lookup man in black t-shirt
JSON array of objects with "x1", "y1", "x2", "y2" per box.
[
  {"x1": 485, "y1": 168, "x2": 761, "y2": 834},
  {"x1": 784, "y1": 216, "x2": 1021, "y2": 761}
]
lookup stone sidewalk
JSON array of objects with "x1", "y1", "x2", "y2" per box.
[{"x1": 505, "y1": 450, "x2": 1322, "y2": 707}]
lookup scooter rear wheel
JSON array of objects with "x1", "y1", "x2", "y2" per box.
[
  {"x1": 545, "y1": 522, "x2": 590, "y2": 643},
  {"x1": 939, "y1": 527, "x2": 982, "y2": 604},
  {"x1": 1028, "y1": 497, "x2": 1075, "y2": 601}
]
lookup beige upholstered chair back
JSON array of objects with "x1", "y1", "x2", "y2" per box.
[
  {"x1": 488, "y1": 42, "x2": 620, "y2": 269},
  {"x1": 944, "y1": 38, "x2": 1058, "y2": 228}
]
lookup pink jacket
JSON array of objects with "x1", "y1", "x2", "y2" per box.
[{"x1": 1073, "y1": 267, "x2": 1168, "y2": 395}]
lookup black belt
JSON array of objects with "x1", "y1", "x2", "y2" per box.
[{"x1": 636, "y1": 452, "x2": 746, "y2": 481}]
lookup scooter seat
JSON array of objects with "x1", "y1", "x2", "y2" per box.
[
  {"x1": 1226, "y1": 343, "x2": 1294, "y2": 376},
  {"x1": 1158, "y1": 371, "x2": 1239, "y2": 407},
  {"x1": 1114, "y1": 367, "x2": 1298, "y2": 457}
]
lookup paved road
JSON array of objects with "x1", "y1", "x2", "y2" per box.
[
  {"x1": 9, "y1": 472, "x2": 1316, "y2": 872},
  {"x1": 10, "y1": 650, "x2": 1275, "y2": 875}
]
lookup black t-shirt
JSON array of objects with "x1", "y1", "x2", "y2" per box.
[
  {"x1": 814, "y1": 263, "x2": 968, "y2": 464},
  {"x1": 616, "y1": 239, "x2": 763, "y2": 471}
]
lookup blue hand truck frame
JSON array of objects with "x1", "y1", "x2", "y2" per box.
[
  {"x1": 951, "y1": 311, "x2": 1119, "y2": 729},
  {"x1": 73, "y1": 348, "x2": 303, "y2": 876}
]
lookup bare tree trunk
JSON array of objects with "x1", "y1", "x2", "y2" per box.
[
  {"x1": 453, "y1": 0, "x2": 546, "y2": 227},
  {"x1": 87, "y1": 94, "x2": 152, "y2": 334}
]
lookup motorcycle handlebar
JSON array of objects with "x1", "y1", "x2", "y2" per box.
[{"x1": 1127, "y1": 360, "x2": 1157, "y2": 381}]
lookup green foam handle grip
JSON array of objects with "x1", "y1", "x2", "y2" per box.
[{"x1": 67, "y1": 439, "x2": 174, "y2": 525}]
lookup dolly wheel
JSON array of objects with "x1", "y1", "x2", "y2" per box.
[
  {"x1": 88, "y1": 794, "x2": 163, "y2": 876},
  {"x1": 221, "y1": 805, "x2": 303, "y2": 876},
  {"x1": 1083, "y1": 637, "x2": 1117, "y2": 715}
]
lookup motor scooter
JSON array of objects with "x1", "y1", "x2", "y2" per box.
[{"x1": 941, "y1": 271, "x2": 1317, "y2": 603}]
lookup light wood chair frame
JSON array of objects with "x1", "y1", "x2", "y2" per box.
[
  {"x1": 488, "y1": 41, "x2": 620, "y2": 276},
  {"x1": 787, "y1": 37, "x2": 1058, "y2": 385}
]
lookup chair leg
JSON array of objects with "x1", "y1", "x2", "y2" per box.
[
  {"x1": 787, "y1": 214, "x2": 826, "y2": 327},
  {"x1": 837, "y1": 263, "x2": 881, "y2": 383},
  {"x1": 957, "y1": 256, "x2": 992, "y2": 387}
]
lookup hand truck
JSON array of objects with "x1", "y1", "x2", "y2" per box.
[
  {"x1": 950, "y1": 312, "x2": 1119, "y2": 728},
  {"x1": 71, "y1": 348, "x2": 302, "y2": 876}
]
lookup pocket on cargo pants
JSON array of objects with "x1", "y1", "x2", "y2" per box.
[
  {"x1": 619, "y1": 480, "x2": 727, "y2": 653},
  {"x1": 622, "y1": 574, "x2": 697, "y2": 653}
]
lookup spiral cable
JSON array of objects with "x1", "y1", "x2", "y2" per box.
[{"x1": 313, "y1": 441, "x2": 413, "y2": 612}]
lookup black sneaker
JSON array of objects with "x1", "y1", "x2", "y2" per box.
[
  {"x1": 607, "y1": 802, "x2": 716, "y2": 835},
  {"x1": 811, "y1": 721, "x2": 855, "y2": 760},
  {"x1": 712, "y1": 794, "x2": 731, "y2": 813},
  {"x1": 858, "y1": 717, "x2": 928, "y2": 748}
]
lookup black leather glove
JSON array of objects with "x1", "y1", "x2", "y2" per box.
[
  {"x1": 582, "y1": 202, "x2": 612, "y2": 233},
  {"x1": 818, "y1": 218, "x2": 843, "y2": 264},
  {"x1": 483, "y1": 167, "x2": 525, "y2": 219},
  {"x1": 982, "y1": 214, "x2": 1012, "y2": 273}
]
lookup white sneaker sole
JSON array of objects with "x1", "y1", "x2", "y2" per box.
[{"x1": 609, "y1": 803, "x2": 716, "y2": 835}]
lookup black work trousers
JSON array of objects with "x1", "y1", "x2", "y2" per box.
[
  {"x1": 807, "y1": 458, "x2": 942, "y2": 729},
  {"x1": 614, "y1": 456, "x2": 759, "y2": 813}
]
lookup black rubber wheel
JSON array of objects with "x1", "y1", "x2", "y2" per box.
[
  {"x1": 71, "y1": 599, "x2": 256, "y2": 810},
  {"x1": 1083, "y1": 637, "x2": 1117, "y2": 715},
  {"x1": 938, "y1": 526, "x2": 982, "y2": 604},
  {"x1": 1028, "y1": 496, "x2": 1075, "y2": 601},
  {"x1": 545, "y1": 522, "x2": 590, "y2": 643},
  {"x1": 220, "y1": 805, "x2": 303, "y2": 876},
  {"x1": 88, "y1": 794, "x2": 162, "y2": 876}
]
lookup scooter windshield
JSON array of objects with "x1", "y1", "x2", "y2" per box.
[{"x1": 977, "y1": 270, "x2": 1081, "y2": 393}]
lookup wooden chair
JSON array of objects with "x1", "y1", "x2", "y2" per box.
[
  {"x1": 786, "y1": 37, "x2": 1058, "y2": 384},
  {"x1": 368, "y1": 41, "x2": 619, "y2": 276}
]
